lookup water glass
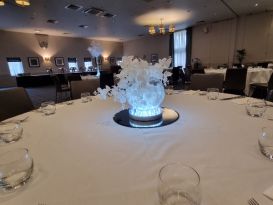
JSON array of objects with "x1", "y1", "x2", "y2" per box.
[
  {"x1": 0, "y1": 148, "x2": 33, "y2": 190},
  {"x1": 41, "y1": 101, "x2": 56, "y2": 115},
  {"x1": 259, "y1": 127, "x2": 273, "y2": 160},
  {"x1": 81, "y1": 92, "x2": 91, "y2": 103},
  {"x1": 207, "y1": 88, "x2": 219, "y2": 100},
  {"x1": 158, "y1": 163, "x2": 201, "y2": 205},
  {"x1": 245, "y1": 99, "x2": 266, "y2": 117},
  {"x1": 0, "y1": 122, "x2": 23, "y2": 143}
]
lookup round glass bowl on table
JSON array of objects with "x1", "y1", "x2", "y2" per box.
[
  {"x1": 259, "y1": 127, "x2": 273, "y2": 160},
  {"x1": 0, "y1": 122, "x2": 23, "y2": 143},
  {"x1": 245, "y1": 99, "x2": 266, "y2": 117},
  {"x1": 40, "y1": 101, "x2": 56, "y2": 115},
  {"x1": 158, "y1": 163, "x2": 201, "y2": 205},
  {"x1": 0, "y1": 148, "x2": 33, "y2": 190}
]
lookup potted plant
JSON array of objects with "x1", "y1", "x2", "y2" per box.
[{"x1": 236, "y1": 49, "x2": 246, "y2": 65}]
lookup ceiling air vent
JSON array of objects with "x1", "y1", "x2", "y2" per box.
[
  {"x1": 142, "y1": 0, "x2": 155, "y2": 2},
  {"x1": 47, "y1": 19, "x2": 59, "y2": 24},
  {"x1": 65, "y1": 4, "x2": 82, "y2": 11},
  {"x1": 102, "y1": 13, "x2": 116, "y2": 18},
  {"x1": 82, "y1": 7, "x2": 105, "y2": 15}
]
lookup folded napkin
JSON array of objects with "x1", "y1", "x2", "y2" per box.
[
  {"x1": 218, "y1": 93, "x2": 239, "y2": 100},
  {"x1": 264, "y1": 185, "x2": 273, "y2": 200},
  {"x1": 182, "y1": 90, "x2": 199, "y2": 95},
  {"x1": 231, "y1": 97, "x2": 262, "y2": 105}
]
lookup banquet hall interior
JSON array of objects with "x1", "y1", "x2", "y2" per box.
[{"x1": 1, "y1": 0, "x2": 273, "y2": 205}]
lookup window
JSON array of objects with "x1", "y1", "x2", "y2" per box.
[
  {"x1": 174, "y1": 30, "x2": 187, "y2": 68},
  {"x1": 7, "y1": 57, "x2": 24, "y2": 76},
  {"x1": 84, "y1": 57, "x2": 92, "y2": 70},
  {"x1": 68, "y1": 58, "x2": 78, "y2": 71}
]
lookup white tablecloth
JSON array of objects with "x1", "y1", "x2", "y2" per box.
[
  {"x1": 205, "y1": 68, "x2": 273, "y2": 95},
  {"x1": 1, "y1": 94, "x2": 273, "y2": 205}
]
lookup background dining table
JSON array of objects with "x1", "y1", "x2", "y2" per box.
[
  {"x1": 205, "y1": 67, "x2": 273, "y2": 96},
  {"x1": 0, "y1": 92, "x2": 273, "y2": 205}
]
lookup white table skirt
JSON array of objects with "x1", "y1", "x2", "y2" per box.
[
  {"x1": 205, "y1": 68, "x2": 273, "y2": 95},
  {"x1": 1, "y1": 94, "x2": 273, "y2": 205}
]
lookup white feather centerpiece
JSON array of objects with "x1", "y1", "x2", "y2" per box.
[
  {"x1": 96, "y1": 56, "x2": 172, "y2": 126},
  {"x1": 87, "y1": 41, "x2": 103, "y2": 76}
]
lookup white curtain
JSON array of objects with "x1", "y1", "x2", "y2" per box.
[
  {"x1": 7, "y1": 62, "x2": 24, "y2": 76},
  {"x1": 174, "y1": 30, "x2": 187, "y2": 68}
]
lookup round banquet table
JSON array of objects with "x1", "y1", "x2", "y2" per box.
[
  {"x1": 1, "y1": 93, "x2": 273, "y2": 205},
  {"x1": 205, "y1": 68, "x2": 273, "y2": 96}
]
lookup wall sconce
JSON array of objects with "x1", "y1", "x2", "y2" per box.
[
  {"x1": 35, "y1": 34, "x2": 49, "y2": 49},
  {"x1": 44, "y1": 56, "x2": 50, "y2": 62}
]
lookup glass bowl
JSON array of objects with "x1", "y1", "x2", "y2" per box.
[
  {"x1": 207, "y1": 88, "x2": 219, "y2": 100},
  {"x1": 158, "y1": 162, "x2": 201, "y2": 205},
  {"x1": 259, "y1": 127, "x2": 273, "y2": 160},
  {"x1": 246, "y1": 99, "x2": 266, "y2": 117},
  {"x1": 41, "y1": 101, "x2": 56, "y2": 115},
  {"x1": 0, "y1": 148, "x2": 33, "y2": 190},
  {"x1": 0, "y1": 122, "x2": 23, "y2": 143}
]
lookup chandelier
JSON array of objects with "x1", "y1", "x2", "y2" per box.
[
  {"x1": 148, "y1": 18, "x2": 175, "y2": 35},
  {"x1": 0, "y1": 0, "x2": 30, "y2": 6}
]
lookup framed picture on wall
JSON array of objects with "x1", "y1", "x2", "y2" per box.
[
  {"x1": 54, "y1": 57, "x2": 65, "y2": 66},
  {"x1": 28, "y1": 57, "x2": 40, "y2": 67},
  {"x1": 151, "y1": 53, "x2": 158, "y2": 64},
  {"x1": 109, "y1": 57, "x2": 116, "y2": 65}
]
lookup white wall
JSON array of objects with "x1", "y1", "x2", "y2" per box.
[
  {"x1": 123, "y1": 35, "x2": 170, "y2": 61},
  {"x1": 0, "y1": 30, "x2": 123, "y2": 75},
  {"x1": 192, "y1": 11, "x2": 273, "y2": 68}
]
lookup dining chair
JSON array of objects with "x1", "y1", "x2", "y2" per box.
[
  {"x1": 266, "y1": 89, "x2": 273, "y2": 102},
  {"x1": 190, "y1": 73, "x2": 224, "y2": 91},
  {"x1": 223, "y1": 68, "x2": 248, "y2": 95},
  {"x1": 70, "y1": 79, "x2": 100, "y2": 99},
  {"x1": 100, "y1": 72, "x2": 114, "y2": 89},
  {"x1": 0, "y1": 87, "x2": 34, "y2": 121},
  {"x1": 191, "y1": 69, "x2": 205, "y2": 74},
  {"x1": 51, "y1": 75, "x2": 71, "y2": 102},
  {"x1": 250, "y1": 72, "x2": 273, "y2": 99}
]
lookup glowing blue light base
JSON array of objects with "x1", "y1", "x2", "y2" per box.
[
  {"x1": 129, "y1": 119, "x2": 163, "y2": 128},
  {"x1": 128, "y1": 107, "x2": 163, "y2": 128},
  {"x1": 129, "y1": 107, "x2": 162, "y2": 122}
]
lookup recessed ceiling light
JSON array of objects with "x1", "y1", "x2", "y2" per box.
[
  {"x1": 15, "y1": 0, "x2": 30, "y2": 7},
  {"x1": 255, "y1": 3, "x2": 259, "y2": 7},
  {"x1": 78, "y1": 25, "x2": 88, "y2": 29},
  {"x1": 47, "y1": 19, "x2": 59, "y2": 24}
]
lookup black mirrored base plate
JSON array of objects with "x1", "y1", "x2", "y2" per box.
[{"x1": 113, "y1": 108, "x2": 179, "y2": 128}]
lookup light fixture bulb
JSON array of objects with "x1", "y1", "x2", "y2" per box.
[
  {"x1": 148, "y1": 25, "x2": 156, "y2": 35},
  {"x1": 0, "y1": 0, "x2": 5, "y2": 6},
  {"x1": 169, "y1": 24, "x2": 175, "y2": 33},
  {"x1": 159, "y1": 24, "x2": 165, "y2": 35},
  {"x1": 15, "y1": 0, "x2": 30, "y2": 6}
]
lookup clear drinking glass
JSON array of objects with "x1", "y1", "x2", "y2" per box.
[
  {"x1": 0, "y1": 148, "x2": 33, "y2": 190},
  {"x1": 207, "y1": 88, "x2": 219, "y2": 100},
  {"x1": 41, "y1": 101, "x2": 56, "y2": 115},
  {"x1": 81, "y1": 92, "x2": 91, "y2": 103},
  {"x1": 259, "y1": 127, "x2": 273, "y2": 160},
  {"x1": 0, "y1": 122, "x2": 23, "y2": 143},
  {"x1": 245, "y1": 99, "x2": 266, "y2": 117},
  {"x1": 158, "y1": 163, "x2": 201, "y2": 205}
]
